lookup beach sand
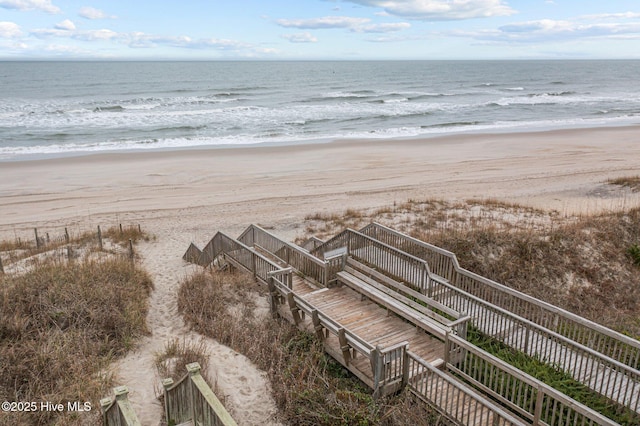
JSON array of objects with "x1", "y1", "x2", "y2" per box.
[{"x1": 2, "y1": 126, "x2": 640, "y2": 425}]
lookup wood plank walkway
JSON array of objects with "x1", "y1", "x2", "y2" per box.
[
  {"x1": 292, "y1": 274, "x2": 445, "y2": 365},
  {"x1": 188, "y1": 227, "x2": 628, "y2": 425}
]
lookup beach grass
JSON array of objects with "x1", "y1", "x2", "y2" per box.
[
  {"x1": 178, "y1": 268, "x2": 445, "y2": 426},
  {"x1": 300, "y1": 197, "x2": 640, "y2": 338},
  {"x1": 0, "y1": 243, "x2": 153, "y2": 425},
  {"x1": 608, "y1": 175, "x2": 640, "y2": 192}
]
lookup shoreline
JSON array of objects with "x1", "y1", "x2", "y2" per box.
[
  {"x1": 2, "y1": 125, "x2": 640, "y2": 236},
  {"x1": 3, "y1": 121, "x2": 640, "y2": 164}
]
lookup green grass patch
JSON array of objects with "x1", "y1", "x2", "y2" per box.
[{"x1": 467, "y1": 328, "x2": 639, "y2": 425}]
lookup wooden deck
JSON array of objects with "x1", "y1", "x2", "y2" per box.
[
  {"x1": 185, "y1": 225, "x2": 635, "y2": 426},
  {"x1": 293, "y1": 274, "x2": 445, "y2": 364}
]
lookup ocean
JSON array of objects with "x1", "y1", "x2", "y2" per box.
[{"x1": 1, "y1": 60, "x2": 639, "y2": 161}]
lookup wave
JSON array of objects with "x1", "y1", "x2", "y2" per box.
[
  {"x1": 527, "y1": 91, "x2": 576, "y2": 97},
  {"x1": 93, "y1": 105, "x2": 125, "y2": 112}
]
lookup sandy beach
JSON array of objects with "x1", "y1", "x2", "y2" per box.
[{"x1": 2, "y1": 126, "x2": 640, "y2": 425}]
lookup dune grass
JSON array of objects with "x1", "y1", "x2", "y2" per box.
[
  {"x1": 0, "y1": 253, "x2": 153, "y2": 425},
  {"x1": 178, "y1": 268, "x2": 447, "y2": 426},
  {"x1": 301, "y1": 198, "x2": 640, "y2": 338},
  {"x1": 608, "y1": 176, "x2": 640, "y2": 192}
]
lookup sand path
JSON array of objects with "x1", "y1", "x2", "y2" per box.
[{"x1": 113, "y1": 226, "x2": 280, "y2": 426}]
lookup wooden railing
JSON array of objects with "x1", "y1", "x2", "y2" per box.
[
  {"x1": 267, "y1": 267, "x2": 524, "y2": 424},
  {"x1": 238, "y1": 224, "x2": 329, "y2": 286},
  {"x1": 429, "y1": 274, "x2": 640, "y2": 415},
  {"x1": 406, "y1": 353, "x2": 528, "y2": 426},
  {"x1": 312, "y1": 228, "x2": 432, "y2": 293},
  {"x1": 162, "y1": 362, "x2": 237, "y2": 426},
  {"x1": 182, "y1": 242, "x2": 205, "y2": 266},
  {"x1": 445, "y1": 334, "x2": 621, "y2": 426},
  {"x1": 100, "y1": 386, "x2": 141, "y2": 426},
  {"x1": 360, "y1": 222, "x2": 640, "y2": 372},
  {"x1": 267, "y1": 271, "x2": 378, "y2": 388},
  {"x1": 312, "y1": 225, "x2": 639, "y2": 414},
  {"x1": 197, "y1": 231, "x2": 283, "y2": 284}
]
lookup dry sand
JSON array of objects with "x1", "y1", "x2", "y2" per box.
[{"x1": 1, "y1": 126, "x2": 640, "y2": 425}]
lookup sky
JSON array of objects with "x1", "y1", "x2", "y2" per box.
[{"x1": 1, "y1": 0, "x2": 640, "y2": 60}]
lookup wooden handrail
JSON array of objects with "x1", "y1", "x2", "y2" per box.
[
  {"x1": 362, "y1": 222, "x2": 640, "y2": 370},
  {"x1": 446, "y1": 333, "x2": 621, "y2": 426},
  {"x1": 406, "y1": 351, "x2": 528, "y2": 426},
  {"x1": 100, "y1": 386, "x2": 141, "y2": 426},
  {"x1": 163, "y1": 362, "x2": 237, "y2": 426}
]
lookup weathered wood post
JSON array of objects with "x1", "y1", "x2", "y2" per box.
[
  {"x1": 312, "y1": 310, "x2": 325, "y2": 341},
  {"x1": 97, "y1": 225, "x2": 103, "y2": 250},
  {"x1": 0, "y1": 255, "x2": 4, "y2": 274},
  {"x1": 46, "y1": 232, "x2": 50, "y2": 243},
  {"x1": 372, "y1": 345, "x2": 383, "y2": 399},
  {"x1": 267, "y1": 276, "x2": 278, "y2": 318},
  {"x1": 64, "y1": 227, "x2": 70, "y2": 243},
  {"x1": 533, "y1": 385, "x2": 544, "y2": 426},
  {"x1": 401, "y1": 344, "x2": 409, "y2": 389},
  {"x1": 119, "y1": 223, "x2": 123, "y2": 234},
  {"x1": 67, "y1": 245, "x2": 73, "y2": 261},
  {"x1": 138, "y1": 224, "x2": 141, "y2": 233},
  {"x1": 187, "y1": 363, "x2": 201, "y2": 425},
  {"x1": 34, "y1": 228, "x2": 40, "y2": 249},
  {"x1": 162, "y1": 378, "x2": 174, "y2": 425},
  {"x1": 128, "y1": 239, "x2": 134, "y2": 263}
]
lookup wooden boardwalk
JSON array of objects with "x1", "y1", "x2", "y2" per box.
[
  {"x1": 292, "y1": 273, "x2": 445, "y2": 370},
  {"x1": 185, "y1": 225, "x2": 635, "y2": 426}
]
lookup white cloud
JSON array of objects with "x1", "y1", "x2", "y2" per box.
[
  {"x1": 453, "y1": 13, "x2": 640, "y2": 43},
  {"x1": 0, "y1": 0, "x2": 60, "y2": 14},
  {"x1": 78, "y1": 6, "x2": 114, "y2": 20},
  {"x1": 277, "y1": 15, "x2": 411, "y2": 34},
  {"x1": 54, "y1": 19, "x2": 75, "y2": 31},
  {"x1": 360, "y1": 22, "x2": 411, "y2": 33},
  {"x1": 277, "y1": 16, "x2": 370, "y2": 29},
  {"x1": 282, "y1": 32, "x2": 318, "y2": 43},
  {"x1": 75, "y1": 29, "x2": 119, "y2": 41},
  {"x1": 342, "y1": 0, "x2": 515, "y2": 21},
  {"x1": 0, "y1": 21, "x2": 22, "y2": 38}
]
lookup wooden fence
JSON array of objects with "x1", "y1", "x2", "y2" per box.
[
  {"x1": 162, "y1": 362, "x2": 237, "y2": 426},
  {"x1": 359, "y1": 222, "x2": 640, "y2": 372},
  {"x1": 445, "y1": 334, "x2": 621, "y2": 426},
  {"x1": 100, "y1": 386, "x2": 141, "y2": 426}
]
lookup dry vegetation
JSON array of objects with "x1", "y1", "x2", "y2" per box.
[
  {"x1": 0, "y1": 226, "x2": 153, "y2": 426},
  {"x1": 609, "y1": 176, "x2": 640, "y2": 192},
  {"x1": 176, "y1": 183, "x2": 640, "y2": 425},
  {"x1": 178, "y1": 268, "x2": 448, "y2": 426},
  {"x1": 301, "y1": 197, "x2": 640, "y2": 338}
]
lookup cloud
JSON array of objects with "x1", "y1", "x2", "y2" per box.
[
  {"x1": 54, "y1": 19, "x2": 75, "y2": 31},
  {"x1": 277, "y1": 16, "x2": 370, "y2": 30},
  {"x1": 0, "y1": 0, "x2": 60, "y2": 14},
  {"x1": 452, "y1": 13, "x2": 640, "y2": 43},
  {"x1": 341, "y1": 0, "x2": 515, "y2": 21},
  {"x1": 78, "y1": 6, "x2": 114, "y2": 20},
  {"x1": 0, "y1": 21, "x2": 22, "y2": 38},
  {"x1": 276, "y1": 15, "x2": 410, "y2": 34},
  {"x1": 360, "y1": 22, "x2": 411, "y2": 33},
  {"x1": 282, "y1": 32, "x2": 318, "y2": 43}
]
